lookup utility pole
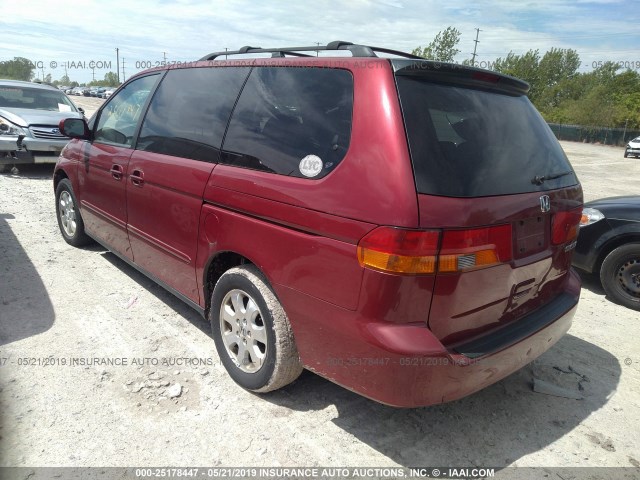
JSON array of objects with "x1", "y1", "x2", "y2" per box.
[
  {"x1": 116, "y1": 48, "x2": 120, "y2": 83},
  {"x1": 471, "y1": 28, "x2": 481, "y2": 67},
  {"x1": 122, "y1": 58, "x2": 126, "y2": 82},
  {"x1": 64, "y1": 62, "x2": 68, "y2": 78},
  {"x1": 316, "y1": 42, "x2": 321, "y2": 57},
  {"x1": 91, "y1": 67, "x2": 96, "y2": 82},
  {"x1": 225, "y1": 48, "x2": 228, "y2": 60},
  {"x1": 163, "y1": 51, "x2": 167, "y2": 62}
]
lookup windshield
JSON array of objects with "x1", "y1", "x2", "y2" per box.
[
  {"x1": 396, "y1": 76, "x2": 578, "y2": 197},
  {"x1": 0, "y1": 86, "x2": 77, "y2": 112}
]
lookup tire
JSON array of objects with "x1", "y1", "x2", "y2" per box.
[
  {"x1": 624, "y1": 152, "x2": 628, "y2": 158},
  {"x1": 55, "y1": 179, "x2": 93, "y2": 247},
  {"x1": 600, "y1": 243, "x2": 640, "y2": 311},
  {"x1": 210, "y1": 265, "x2": 303, "y2": 392}
]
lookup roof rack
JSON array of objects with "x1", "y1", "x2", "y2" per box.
[{"x1": 199, "y1": 41, "x2": 423, "y2": 61}]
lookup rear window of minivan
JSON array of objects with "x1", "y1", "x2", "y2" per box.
[{"x1": 396, "y1": 76, "x2": 578, "y2": 197}]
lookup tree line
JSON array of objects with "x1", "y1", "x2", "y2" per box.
[
  {"x1": 412, "y1": 27, "x2": 640, "y2": 130},
  {"x1": 0, "y1": 57, "x2": 120, "y2": 87},
  {"x1": 2, "y1": 33, "x2": 638, "y2": 130}
]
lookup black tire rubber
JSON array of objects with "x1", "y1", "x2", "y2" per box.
[
  {"x1": 600, "y1": 243, "x2": 640, "y2": 311},
  {"x1": 55, "y1": 178, "x2": 93, "y2": 247},
  {"x1": 210, "y1": 265, "x2": 303, "y2": 392},
  {"x1": 623, "y1": 152, "x2": 628, "y2": 158}
]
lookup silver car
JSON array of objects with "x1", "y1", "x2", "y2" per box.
[
  {"x1": 624, "y1": 136, "x2": 640, "y2": 158},
  {"x1": 0, "y1": 79, "x2": 84, "y2": 172}
]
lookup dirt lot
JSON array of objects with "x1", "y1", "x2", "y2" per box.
[{"x1": 0, "y1": 141, "x2": 638, "y2": 471}]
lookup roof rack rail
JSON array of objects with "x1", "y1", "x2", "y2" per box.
[{"x1": 199, "y1": 41, "x2": 423, "y2": 61}]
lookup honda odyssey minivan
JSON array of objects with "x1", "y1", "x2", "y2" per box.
[{"x1": 53, "y1": 41, "x2": 583, "y2": 407}]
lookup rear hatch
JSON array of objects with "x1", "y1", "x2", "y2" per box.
[{"x1": 393, "y1": 60, "x2": 583, "y2": 347}]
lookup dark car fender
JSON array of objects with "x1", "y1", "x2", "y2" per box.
[{"x1": 574, "y1": 219, "x2": 640, "y2": 273}]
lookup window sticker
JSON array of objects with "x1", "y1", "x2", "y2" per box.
[{"x1": 299, "y1": 155, "x2": 323, "y2": 177}]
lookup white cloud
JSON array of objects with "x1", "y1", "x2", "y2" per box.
[{"x1": 1, "y1": 0, "x2": 638, "y2": 82}]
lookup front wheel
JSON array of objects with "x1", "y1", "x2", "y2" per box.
[
  {"x1": 210, "y1": 265, "x2": 303, "y2": 392},
  {"x1": 55, "y1": 178, "x2": 93, "y2": 247},
  {"x1": 600, "y1": 243, "x2": 640, "y2": 311}
]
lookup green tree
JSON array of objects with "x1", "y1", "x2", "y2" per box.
[
  {"x1": 103, "y1": 71, "x2": 120, "y2": 87},
  {"x1": 0, "y1": 57, "x2": 35, "y2": 81},
  {"x1": 493, "y1": 49, "x2": 541, "y2": 100},
  {"x1": 412, "y1": 27, "x2": 461, "y2": 62}
]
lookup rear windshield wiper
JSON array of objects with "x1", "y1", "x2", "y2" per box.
[{"x1": 531, "y1": 170, "x2": 574, "y2": 186}]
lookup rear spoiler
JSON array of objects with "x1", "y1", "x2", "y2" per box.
[{"x1": 391, "y1": 59, "x2": 530, "y2": 96}]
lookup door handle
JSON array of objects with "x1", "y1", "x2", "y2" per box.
[
  {"x1": 130, "y1": 169, "x2": 145, "y2": 187},
  {"x1": 110, "y1": 164, "x2": 123, "y2": 180}
]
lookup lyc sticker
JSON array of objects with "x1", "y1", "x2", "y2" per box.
[{"x1": 299, "y1": 155, "x2": 323, "y2": 178}]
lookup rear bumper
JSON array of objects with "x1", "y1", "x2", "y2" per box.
[{"x1": 280, "y1": 269, "x2": 580, "y2": 408}]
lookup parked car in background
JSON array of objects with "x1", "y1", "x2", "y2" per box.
[
  {"x1": 103, "y1": 88, "x2": 116, "y2": 98},
  {"x1": 624, "y1": 136, "x2": 640, "y2": 158},
  {"x1": 573, "y1": 196, "x2": 640, "y2": 310},
  {"x1": 0, "y1": 79, "x2": 83, "y2": 172},
  {"x1": 52, "y1": 41, "x2": 583, "y2": 407}
]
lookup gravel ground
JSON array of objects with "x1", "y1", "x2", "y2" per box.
[{"x1": 0, "y1": 141, "x2": 638, "y2": 471}]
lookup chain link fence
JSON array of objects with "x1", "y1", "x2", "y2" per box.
[{"x1": 548, "y1": 123, "x2": 640, "y2": 146}]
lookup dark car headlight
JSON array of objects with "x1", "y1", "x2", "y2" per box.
[{"x1": 580, "y1": 208, "x2": 605, "y2": 227}]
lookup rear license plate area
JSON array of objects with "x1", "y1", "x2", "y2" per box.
[{"x1": 514, "y1": 215, "x2": 547, "y2": 258}]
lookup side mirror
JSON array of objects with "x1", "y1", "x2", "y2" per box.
[{"x1": 59, "y1": 118, "x2": 90, "y2": 140}]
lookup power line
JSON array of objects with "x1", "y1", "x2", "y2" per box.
[{"x1": 483, "y1": 31, "x2": 640, "y2": 42}]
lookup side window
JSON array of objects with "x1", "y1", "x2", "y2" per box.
[
  {"x1": 137, "y1": 67, "x2": 250, "y2": 162},
  {"x1": 94, "y1": 74, "x2": 159, "y2": 147},
  {"x1": 221, "y1": 67, "x2": 353, "y2": 178}
]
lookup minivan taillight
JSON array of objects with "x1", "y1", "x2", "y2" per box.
[
  {"x1": 357, "y1": 227, "x2": 440, "y2": 274},
  {"x1": 439, "y1": 224, "x2": 512, "y2": 272},
  {"x1": 552, "y1": 208, "x2": 583, "y2": 245},
  {"x1": 357, "y1": 225, "x2": 513, "y2": 275}
]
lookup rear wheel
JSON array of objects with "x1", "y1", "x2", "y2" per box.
[
  {"x1": 600, "y1": 243, "x2": 640, "y2": 311},
  {"x1": 210, "y1": 265, "x2": 303, "y2": 392},
  {"x1": 55, "y1": 179, "x2": 93, "y2": 247}
]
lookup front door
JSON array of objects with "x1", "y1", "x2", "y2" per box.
[{"x1": 77, "y1": 74, "x2": 160, "y2": 259}]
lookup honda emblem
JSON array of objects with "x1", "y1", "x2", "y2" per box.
[{"x1": 539, "y1": 195, "x2": 551, "y2": 213}]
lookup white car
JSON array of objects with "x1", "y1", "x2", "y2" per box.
[{"x1": 624, "y1": 136, "x2": 640, "y2": 158}]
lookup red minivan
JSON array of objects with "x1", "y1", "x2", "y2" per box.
[{"x1": 53, "y1": 42, "x2": 582, "y2": 407}]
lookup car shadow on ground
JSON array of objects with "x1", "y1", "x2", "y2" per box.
[
  {"x1": 0, "y1": 213, "x2": 55, "y2": 347},
  {"x1": 99, "y1": 251, "x2": 212, "y2": 337},
  {"x1": 575, "y1": 268, "x2": 606, "y2": 296},
  {"x1": 262, "y1": 334, "x2": 620, "y2": 467},
  {"x1": 0, "y1": 163, "x2": 54, "y2": 180}
]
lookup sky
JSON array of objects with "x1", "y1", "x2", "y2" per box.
[{"x1": 2, "y1": 0, "x2": 639, "y2": 84}]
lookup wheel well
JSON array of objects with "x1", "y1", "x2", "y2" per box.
[
  {"x1": 53, "y1": 169, "x2": 68, "y2": 191},
  {"x1": 594, "y1": 235, "x2": 640, "y2": 273},
  {"x1": 204, "y1": 252, "x2": 252, "y2": 316}
]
